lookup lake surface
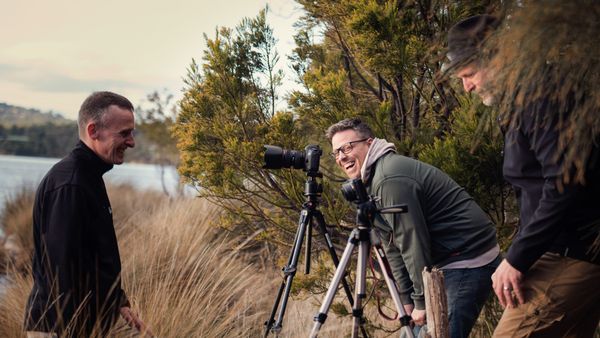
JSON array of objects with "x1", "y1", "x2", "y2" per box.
[{"x1": 0, "y1": 154, "x2": 194, "y2": 220}]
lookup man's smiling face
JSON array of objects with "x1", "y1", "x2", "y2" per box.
[{"x1": 331, "y1": 129, "x2": 372, "y2": 179}]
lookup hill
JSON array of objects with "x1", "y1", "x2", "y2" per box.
[
  {"x1": 0, "y1": 102, "x2": 173, "y2": 163},
  {"x1": 0, "y1": 102, "x2": 73, "y2": 127}
]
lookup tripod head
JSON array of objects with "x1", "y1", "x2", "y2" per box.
[
  {"x1": 303, "y1": 146, "x2": 323, "y2": 203},
  {"x1": 341, "y1": 178, "x2": 407, "y2": 227}
]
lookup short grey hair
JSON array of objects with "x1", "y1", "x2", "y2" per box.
[
  {"x1": 78, "y1": 91, "x2": 134, "y2": 136},
  {"x1": 325, "y1": 118, "x2": 375, "y2": 141}
]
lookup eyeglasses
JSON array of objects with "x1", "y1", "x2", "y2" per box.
[{"x1": 330, "y1": 138, "x2": 369, "y2": 159}]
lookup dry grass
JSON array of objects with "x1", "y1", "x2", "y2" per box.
[
  {"x1": 0, "y1": 266, "x2": 33, "y2": 336},
  {"x1": 279, "y1": 293, "x2": 410, "y2": 338},
  {"x1": 0, "y1": 187, "x2": 35, "y2": 272},
  {"x1": 0, "y1": 184, "x2": 519, "y2": 337},
  {"x1": 0, "y1": 185, "x2": 278, "y2": 337}
]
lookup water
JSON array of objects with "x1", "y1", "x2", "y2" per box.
[{"x1": 0, "y1": 154, "x2": 193, "y2": 221}]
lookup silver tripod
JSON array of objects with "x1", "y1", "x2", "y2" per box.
[{"x1": 310, "y1": 179, "x2": 415, "y2": 338}]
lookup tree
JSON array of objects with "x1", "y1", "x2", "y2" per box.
[
  {"x1": 173, "y1": 8, "x2": 346, "y2": 248},
  {"x1": 134, "y1": 90, "x2": 180, "y2": 195},
  {"x1": 291, "y1": 0, "x2": 499, "y2": 151},
  {"x1": 289, "y1": 0, "x2": 509, "y2": 221},
  {"x1": 489, "y1": 0, "x2": 600, "y2": 184}
]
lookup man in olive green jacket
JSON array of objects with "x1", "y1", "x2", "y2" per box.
[{"x1": 326, "y1": 118, "x2": 499, "y2": 338}]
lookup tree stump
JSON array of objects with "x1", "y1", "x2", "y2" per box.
[{"x1": 422, "y1": 267, "x2": 449, "y2": 338}]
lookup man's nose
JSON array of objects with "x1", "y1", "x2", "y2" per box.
[
  {"x1": 335, "y1": 151, "x2": 348, "y2": 165},
  {"x1": 462, "y1": 78, "x2": 475, "y2": 93},
  {"x1": 126, "y1": 135, "x2": 135, "y2": 148}
]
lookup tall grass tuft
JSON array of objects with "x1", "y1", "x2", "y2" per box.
[
  {"x1": 0, "y1": 188, "x2": 35, "y2": 272},
  {"x1": 0, "y1": 185, "x2": 277, "y2": 337},
  {"x1": 113, "y1": 190, "x2": 275, "y2": 336}
]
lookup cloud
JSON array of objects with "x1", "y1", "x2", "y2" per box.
[{"x1": 0, "y1": 62, "x2": 150, "y2": 93}]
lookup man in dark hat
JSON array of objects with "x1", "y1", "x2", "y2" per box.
[
  {"x1": 446, "y1": 15, "x2": 600, "y2": 337},
  {"x1": 442, "y1": 14, "x2": 499, "y2": 106}
]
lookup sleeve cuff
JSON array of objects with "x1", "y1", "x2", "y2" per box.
[
  {"x1": 119, "y1": 289, "x2": 130, "y2": 308},
  {"x1": 413, "y1": 298, "x2": 426, "y2": 310},
  {"x1": 506, "y1": 245, "x2": 538, "y2": 273}
]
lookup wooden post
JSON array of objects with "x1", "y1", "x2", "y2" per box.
[{"x1": 422, "y1": 267, "x2": 450, "y2": 338}]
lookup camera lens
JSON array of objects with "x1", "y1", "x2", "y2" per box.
[
  {"x1": 341, "y1": 178, "x2": 369, "y2": 203},
  {"x1": 341, "y1": 181, "x2": 357, "y2": 201},
  {"x1": 283, "y1": 149, "x2": 305, "y2": 169},
  {"x1": 263, "y1": 145, "x2": 305, "y2": 169}
]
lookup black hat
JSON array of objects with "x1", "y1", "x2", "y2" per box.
[{"x1": 443, "y1": 15, "x2": 499, "y2": 73}]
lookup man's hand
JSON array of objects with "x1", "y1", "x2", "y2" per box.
[
  {"x1": 411, "y1": 309, "x2": 426, "y2": 326},
  {"x1": 491, "y1": 259, "x2": 525, "y2": 308},
  {"x1": 120, "y1": 306, "x2": 154, "y2": 337},
  {"x1": 403, "y1": 303, "x2": 414, "y2": 316}
]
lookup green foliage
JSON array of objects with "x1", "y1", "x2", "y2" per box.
[
  {"x1": 0, "y1": 123, "x2": 78, "y2": 157},
  {"x1": 419, "y1": 96, "x2": 516, "y2": 247},
  {"x1": 174, "y1": 9, "x2": 331, "y2": 246},
  {"x1": 135, "y1": 90, "x2": 179, "y2": 166},
  {"x1": 291, "y1": 0, "x2": 502, "y2": 155}
]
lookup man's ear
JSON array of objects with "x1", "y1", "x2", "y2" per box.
[{"x1": 87, "y1": 122, "x2": 100, "y2": 140}]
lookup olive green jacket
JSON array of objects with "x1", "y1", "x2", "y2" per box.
[{"x1": 366, "y1": 153, "x2": 497, "y2": 309}]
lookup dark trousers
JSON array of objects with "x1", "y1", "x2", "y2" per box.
[{"x1": 443, "y1": 255, "x2": 501, "y2": 338}]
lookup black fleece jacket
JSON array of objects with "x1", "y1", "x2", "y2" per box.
[
  {"x1": 25, "y1": 141, "x2": 128, "y2": 336},
  {"x1": 503, "y1": 99, "x2": 600, "y2": 273}
]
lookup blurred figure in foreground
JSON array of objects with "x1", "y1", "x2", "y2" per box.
[{"x1": 446, "y1": 11, "x2": 600, "y2": 337}]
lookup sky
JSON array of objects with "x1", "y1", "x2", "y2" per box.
[{"x1": 0, "y1": 0, "x2": 304, "y2": 119}]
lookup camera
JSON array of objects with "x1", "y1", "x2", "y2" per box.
[
  {"x1": 263, "y1": 145, "x2": 322, "y2": 173},
  {"x1": 341, "y1": 178, "x2": 370, "y2": 204},
  {"x1": 341, "y1": 178, "x2": 408, "y2": 226}
]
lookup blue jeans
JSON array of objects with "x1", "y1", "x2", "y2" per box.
[{"x1": 442, "y1": 255, "x2": 501, "y2": 338}]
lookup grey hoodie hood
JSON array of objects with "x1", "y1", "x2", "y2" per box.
[{"x1": 360, "y1": 138, "x2": 396, "y2": 182}]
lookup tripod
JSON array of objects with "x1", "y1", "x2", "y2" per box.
[
  {"x1": 310, "y1": 180, "x2": 414, "y2": 338},
  {"x1": 263, "y1": 171, "x2": 368, "y2": 337}
]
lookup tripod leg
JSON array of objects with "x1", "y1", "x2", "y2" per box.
[
  {"x1": 313, "y1": 211, "x2": 369, "y2": 338},
  {"x1": 264, "y1": 209, "x2": 310, "y2": 337},
  {"x1": 310, "y1": 230, "x2": 358, "y2": 338},
  {"x1": 313, "y1": 212, "x2": 354, "y2": 301},
  {"x1": 371, "y1": 234, "x2": 414, "y2": 338},
  {"x1": 352, "y1": 232, "x2": 370, "y2": 338}
]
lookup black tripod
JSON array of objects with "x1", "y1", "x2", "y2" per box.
[
  {"x1": 263, "y1": 170, "x2": 368, "y2": 337},
  {"x1": 310, "y1": 179, "x2": 414, "y2": 338}
]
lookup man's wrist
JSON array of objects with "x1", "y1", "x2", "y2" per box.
[{"x1": 414, "y1": 298, "x2": 426, "y2": 310}]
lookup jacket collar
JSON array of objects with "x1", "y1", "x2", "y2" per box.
[{"x1": 72, "y1": 140, "x2": 114, "y2": 176}]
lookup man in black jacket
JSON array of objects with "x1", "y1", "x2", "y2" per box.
[
  {"x1": 24, "y1": 91, "x2": 150, "y2": 337},
  {"x1": 446, "y1": 15, "x2": 600, "y2": 337}
]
